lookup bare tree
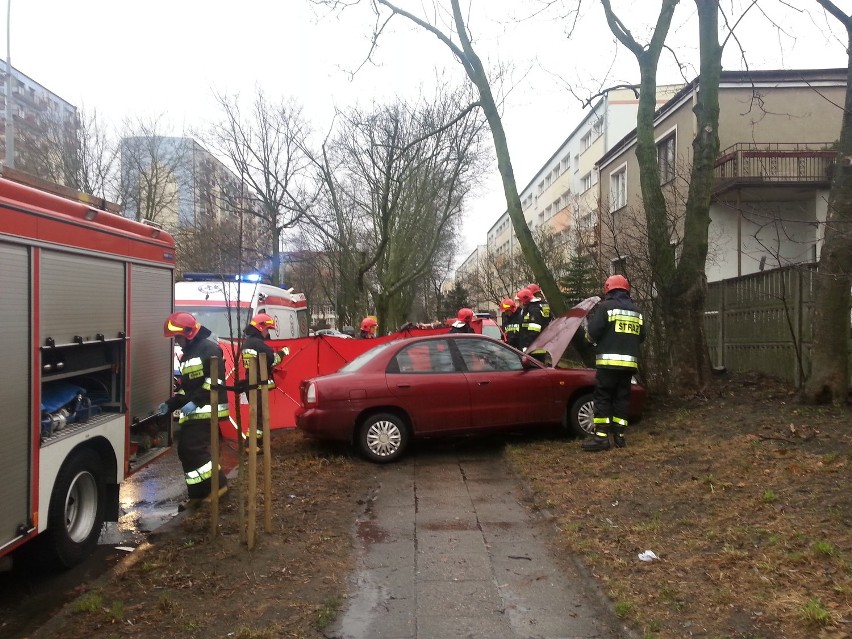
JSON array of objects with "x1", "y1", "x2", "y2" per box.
[
  {"x1": 206, "y1": 90, "x2": 311, "y2": 286},
  {"x1": 311, "y1": 0, "x2": 570, "y2": 319},
  {"x1": 309, "y1": 90, "x2": 486, "y2": 332},
  {"x1": 801, "y1": 0, "x2": 852, "y2": 404},
  {"x1": 599, "y1": 0, "x2": 724, "y2": 394}
]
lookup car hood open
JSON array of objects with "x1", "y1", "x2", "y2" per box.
[{"x1": 526, "y1": 296, "x2": 601, "y2": 367}]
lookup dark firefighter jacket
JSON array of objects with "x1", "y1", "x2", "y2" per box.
[
  {"x1": 585, "y1": 289, "x2": 645, "y2": 370},
  {"x1": 241, "y1": 325, "x2": 283, "y2": 388},
  {"x1": 449, "y1": 321, "x2": 475, "y2": 333},
  {"x1": 165, "y1": 326, "x2": 229, "y2": 423},
  {"x1": 518, "y1": 301, "x2": 545, "y2": 351},
  {"x1": 533, "y1": 296, "x2": 551, "y2": 329},
  {"x1": 502, "y1": 308, "x2": 522, "y2": 348}
]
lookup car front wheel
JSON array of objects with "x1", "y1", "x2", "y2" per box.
[
  {"x1": 358, "y1": 413, "x2": 409, "y2": 463},
  {"x1": 568, "y1": 393, "x2": 596, "y2": 437}
]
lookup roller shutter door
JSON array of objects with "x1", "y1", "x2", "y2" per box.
[
  {"x1": 129, "y1": 265, "x2": 174, "y2": 419},
  {"x1": 0, "y1": 242, "x2": 31, "y2": 549},
  {"x1": 40, "y1": 252, "x2": 125, "y2": 346}
]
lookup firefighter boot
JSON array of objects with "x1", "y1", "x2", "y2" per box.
[
  {"x1": 582, "y1": 426, "x2": 611, "y2": 452},
  {"x1": 178, "y1": 486, "x2": 229, "y2": 512},
  {"x1": 613, "y1": 427, "x2": 626, "y2": 448}
]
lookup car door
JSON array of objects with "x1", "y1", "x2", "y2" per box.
[
  {"x1": 386, "y1": 339, "x2": 471, "y2": 434},
  {"x1": 454, "y1": 338, "x2": 553, "y2": 430}
]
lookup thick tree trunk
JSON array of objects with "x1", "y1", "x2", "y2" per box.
[{"x1": 803, "y1": 19, "x2": 852, "y2": 404}]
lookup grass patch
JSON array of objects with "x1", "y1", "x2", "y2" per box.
[
  {"x1": 799, "y1": 597, "x2": 831, "y2": 626},
  {"x1": 613, "y1": 599, "x2": 633, "y2": 618},
  {"x1": 315, "y1": 596, "x2": 341, "y2": 629},
  {"x1": 71, "y1": 592, "x2": 103, "y2": 614}
]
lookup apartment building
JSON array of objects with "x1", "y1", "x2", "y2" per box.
[
  {"x1": 0, "y1": 60, "x2": 78, "y2": 184},
  {"x1": 596, "y1": 68, "x2": 846, "y2": 284},
  {"x1": 121, "y1": 135, "x2": 264, "y2": 274},
  {"x1": 474, "y1": 85, "x2": 681, "y2": 311}
]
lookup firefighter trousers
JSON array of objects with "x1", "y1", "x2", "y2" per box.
[
  {"x1": 177, "y1": 418, "x2": 228, "y2": 499},
  {"x1": 592, "y1": 368, "x2": 633, "y2": 430}
]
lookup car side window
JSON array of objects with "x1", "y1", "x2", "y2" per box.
[
  {"x1": 392, "y1": 341, "x2": 457, "y2": 373},
  {"x1": 456, "y1": 339, "x2": 523, "y2": 372}
]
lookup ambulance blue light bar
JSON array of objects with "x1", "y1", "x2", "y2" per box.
[{"x1": 181, "y1": 273, "x2": 272, "y2": 284}]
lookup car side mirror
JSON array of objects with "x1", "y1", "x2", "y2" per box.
[{"x1": 521, "y1": 355, "x2": 538, "y2": 369}]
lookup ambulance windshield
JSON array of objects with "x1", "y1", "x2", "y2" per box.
[{"x1": 177, "y1": 305, "x2": 253, "y2": 340}]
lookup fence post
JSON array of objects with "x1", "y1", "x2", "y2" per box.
[
  {"x1": 717, "y1": 281, "x2": 727, "y2": 368},
  {"x1": 794, "y1": 269, "x2": 803, "y2": 387}
]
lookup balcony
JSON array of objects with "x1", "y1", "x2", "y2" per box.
[{"x1": 713, "y1": 143, "x2": 834, "y2": 197}]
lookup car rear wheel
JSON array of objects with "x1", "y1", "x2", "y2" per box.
[
  {"x1": 358, "y1": 413, "x2": 409, "y2": 463},
  {"x1": 568, "y1": 393, "x2": 596, "y2": 437}
]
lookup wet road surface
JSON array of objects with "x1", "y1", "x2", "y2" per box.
[{"x1": 0, "y1": 445, "x2": 239, "y2": 639}]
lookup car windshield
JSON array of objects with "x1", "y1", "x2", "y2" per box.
[
  {"x1": 480, "y1": 323, "x2": 502, "y2": 340},
  {"x1": 176, "y1": 305, "x2": 252, "y2": 339},
  {"x1": 338, "y1": 341, "x2": 397, "y2": 372}
]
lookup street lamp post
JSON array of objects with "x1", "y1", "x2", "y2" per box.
[{"x1": 5, "y1": 0, "x2": 13, "y2": 169}]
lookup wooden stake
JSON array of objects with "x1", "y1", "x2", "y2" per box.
[
  {"x1": 259, "y1": 353, "x2": 272, "y2": 533},
  {"x1": 247, "y1": 360, "x2": 258, "y2": 550},
  {"x1": 209, "y1": 356, "x2": 220, "y2": 537}
]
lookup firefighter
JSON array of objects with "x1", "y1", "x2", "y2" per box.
[
  {"x1": 582, "y1": 274, "x2": 645, "y2": 452},
  {"x1": 359, "y1": 316, "x2": 378, "y2": 339},
  {"x1": 526, "y1": 283, "x2": 551, "y2": 329},
  {"x1": 449, "y1": 307, "x2": 476, "y2": 333},
  {"x1": 517, "y1": 287, "x2": 545, "y2": 352},
  {"x1": 158, "y1": 312, "x2": 229, "y2": 504},
  {"x1": 239, "y1": 313, "x2": 290, "y2": 449},
  {"x1": 500, "y1": 297, "x2": 521, "y2": 348}
]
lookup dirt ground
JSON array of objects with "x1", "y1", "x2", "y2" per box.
[{"x1": 31, "y1": 372, "x2": 850, "y2": 639}]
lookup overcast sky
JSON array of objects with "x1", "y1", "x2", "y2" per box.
[{"x1": 6, "y1": 1, "x2": 849, "y2": 262}]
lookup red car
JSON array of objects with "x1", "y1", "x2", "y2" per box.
[{"x1": 295, "y1": 333, "x2": 646, "y2": 463}]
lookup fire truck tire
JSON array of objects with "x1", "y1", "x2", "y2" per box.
[{"x1": 42, "y1": 448, "x2": 106, "y2": 570}]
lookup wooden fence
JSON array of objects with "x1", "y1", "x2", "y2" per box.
[{"x1": 704, "y1": 264, "x2": 852, "y2": 386}]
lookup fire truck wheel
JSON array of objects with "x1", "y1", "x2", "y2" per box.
[{"x1": 42, "y1": 448, "x2": 106, "y2": 570}]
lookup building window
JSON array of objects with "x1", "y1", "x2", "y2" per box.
[
  {"x1": 611, "y1": 256, "x2": 627, "y2": 276},
  {"x1": 657, "y1": 133, "x2": 676, "y2": 184},
  {"x1": 561, "y1": 155, "x2": 570, "y2": 174},
  {"x1": 611, "y1": 167, "x2": 626, "y2": 210},
  {"x1": 581, "y1": 172, "x2": 592, "y2": 192},
  {"x1": 593, "y1": 116, "x2": 605, "y2": 137},
  {"x1": 581, "y1": 131, "x2": 592, "y2": 151}
]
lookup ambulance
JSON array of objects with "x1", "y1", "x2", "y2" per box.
[{"x1": 174, "y1": 274, "x2": 308, "y2": 341}]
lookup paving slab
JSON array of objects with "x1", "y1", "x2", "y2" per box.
[{"x1": 327, "y1": 445, "x2": 629, "y2": 639}]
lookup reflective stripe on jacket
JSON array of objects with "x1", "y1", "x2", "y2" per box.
[{"x1": 586, "y1": 289, "x2": 645, "y2": 370}]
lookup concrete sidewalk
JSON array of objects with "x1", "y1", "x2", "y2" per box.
[{"x1": 327, "y1": 445, "x2": 628, "y2": 639}]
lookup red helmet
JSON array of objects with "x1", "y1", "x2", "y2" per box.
[
  {"x1": 360, "y1": 316, "x2": 378, "y2": 331},
  {"x1": 457, "y1": 308, "x2": 474, "y2": 323},
  {"x1": 499, "y1": 298, "x2": 517, "y2": 313},
  {"x1": 250, "y1": 313, "x2": 275, "y2": 330},
  {"x1": 604, "y1": 274, "x2": 631, "y2": 294},
  {"x1": 517, "y1": 288, "x2": 533, "y2": 304},
  {"x1": 164, "y1": 311, "x2": 200, "y2": 340},
  {"x1": 526, "y1": 283, "x2": 542, "y2": 297}
]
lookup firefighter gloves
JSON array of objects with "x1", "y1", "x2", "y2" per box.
[
  {"x1": 180, "y1": 401, "x2": 197, "y2": 417},
  {"x1": 157, "y1": 402, "x2": 170, "y2": 416}
]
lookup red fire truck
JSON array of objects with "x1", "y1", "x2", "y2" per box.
[{"x1": 0, "y1": 168, "x2": 176, "y2": 569}]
